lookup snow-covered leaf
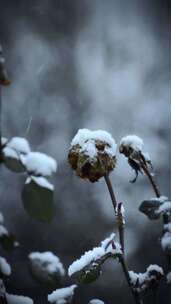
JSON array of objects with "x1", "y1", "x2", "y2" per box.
[
  {"x1": 48, "y1": 285, "x2": 77, "y2": 304},
  {"x1": 0, "y1": 257, "x2": 11, "y2": 277},
  {"x1": 7, "y1": 137, "x2": 31, "y2": 155},
  {"x1": 3, "y1": 146, "x2": 26, "y2": 173},
  {"x1": 68, "y1": 233, "x2": 121, "y2": 284},
  {"x1": 139, "y1": 197, "x2": 166, "y2": 220},
  {"x1": 28, "y1": 251, "x2": 65, "y2": 288},
  {"x1": 6, "y1": 293, "x2": 33, "y2": 304},
  {"x1": 74, "y1": 262, "x2": 101, "y2": 284},
  {"x1": 22, "y1": 178, "x2": 55, "y2": 222},
  {"x1": 23, "y1": 152, "x2": 57, "y2": 177}
]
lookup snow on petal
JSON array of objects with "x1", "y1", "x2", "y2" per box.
[
  {"x1": 7, "y1": 137, "x2": 31, "y2": 154},
  {"x1": 0, "y1": 256, "x2": 11, "y2": 276},
  {"x1": 120, "y1": 135, "x2": 143, "y2": 152},
  {"x1": 71, "y1": 129, "x2": 116, "y2": 156},
  {"x1": 6, "y1": 294, "x2": 33, "y2": 304},
  {"x1": 23, "y1": 152, "x2": 57, "y2": 176},
  {"x1": 48, "y1": 285, "x2": 77, "y2": 304}
]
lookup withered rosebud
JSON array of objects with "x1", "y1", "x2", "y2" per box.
[
  {"x1": 119, "y1": 135, "x2": 143, "y2": 158},
  {"x1": 0, "y1": 45, "x2": 10, "y2": 86},
  {"x1": 119, "y1": 135, "x2": 151, "y2": 183},
  {"x1": 68, "y1": 129, "x2": 116, "y2": 182}
]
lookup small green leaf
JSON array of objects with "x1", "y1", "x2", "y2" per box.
[
  {"x1": 139, "y1": 199, "x2": 162, "y2": 220},
  {"x1": 29, "y1": 263, "x2": 63, "y2": 288},
  {"x1": 3, "y1": 147, "x2": 26, "y2": 173},
  {"x1": 75, "y1": 263, "x2": 101, "y2": 284},
  {"x1": 22, "y1": 179, "x2": 55, "y2": 222}
]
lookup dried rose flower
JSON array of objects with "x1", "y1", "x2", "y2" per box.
[{"x1": 68, "y1": 129, "x2": 116, "y2": 182}]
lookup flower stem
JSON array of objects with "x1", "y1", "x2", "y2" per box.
[
  {"x1": 119, "y1": 255, "x2": 143, "y2": 304},
  {"x1": 104, "y1": 174, "x2": 117, "y2": 212},
  {"x1": 104, "y1": 174, "x2": 143, "y2": 304},
  {"x1": 104, "y1": 174, "x2": 125, "y2": 251},
  {"x1": 140, "y1": 162, "x2": 169, "y2": 224}
]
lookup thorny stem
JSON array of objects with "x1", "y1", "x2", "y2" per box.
[
  {"x1": 140, "y1": 162, "x2": 169, "y2": 224},
  {"x1": 104, "y1": 174, "x2": 143, "y2": 304}
]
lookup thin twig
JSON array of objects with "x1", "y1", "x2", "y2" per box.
[
  {"x1": 104, "y1": 174, "x2": 117, "y2": 212},
  {"x1": 140, "y1": 162, "x2": 160, "y2": 198},
  {"x1": 119, "y1": 255, "x2": 143, "y2": 304},
  {"x1": 104, "y1": 174, "x2": 143, "y2": 304},
  {"x1": 141, "y1": 162, "x2": 169, "y2": 224}
]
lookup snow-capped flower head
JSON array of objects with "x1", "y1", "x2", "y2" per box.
[
  {"x1": 68, "y1": 129, "x2": 116, "y2": 182},
  {"x1": 119, "y1": 135, "x2": 151, "y2": 183},
  {"x1": 119, "y1": 135, "x2": 143, "y2": 157}
]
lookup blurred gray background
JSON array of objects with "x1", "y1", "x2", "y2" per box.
[{"x1": 0, "y1": 0, "x2": 171, "y2": 303}]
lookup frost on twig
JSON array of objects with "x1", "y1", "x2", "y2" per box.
[
  {"x1": 68, "y1": 233, "x2": 121, "y2": 284},
  {"x1": 129, "y1": 265, "x2": 163, "y2": 293},
  {"x1": 29, "y1": 251, "x2": 65, "y2": 287},
  {"x1": 68, "y1": 129, "x2": 116, "y2": 182},
  {"x1": 119, "y1": 135, "x2": 151, "y2": 183},
  {"x1": 48, "y1": 285, "x2": 77, "y2": 304}
]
